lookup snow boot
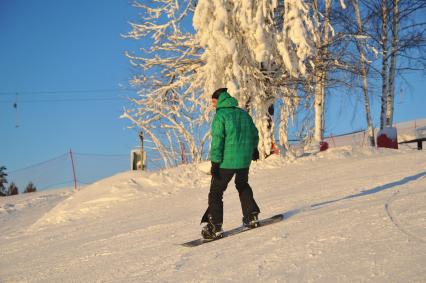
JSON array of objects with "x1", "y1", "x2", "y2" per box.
[
  {"x1": 201, "y1": 215, "x2": 223, "y2": 240},
  {"x1": 243, "y1": 212, "x2": 259, "y2": 228}
]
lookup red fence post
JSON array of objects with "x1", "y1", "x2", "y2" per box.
[{"x1": 69, "y1": 149, "x2": 78, "y2": 192}]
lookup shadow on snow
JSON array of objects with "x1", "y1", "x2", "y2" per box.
[{"x1": 280, "y1": 171, "x2": 426, "y2": 221}]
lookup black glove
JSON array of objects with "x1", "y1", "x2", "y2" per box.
[
  {"x1": 252, "y1": 148, "x2": 260, "y2": 161},
  {"x1": 211, "y1": 162, "x2": 221, "y2": 179}
]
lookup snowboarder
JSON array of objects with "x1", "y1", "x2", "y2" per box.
[{"x1": 201, "y1": 88, "x2": 261, "y2": 240}]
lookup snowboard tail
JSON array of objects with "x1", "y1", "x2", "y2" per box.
[{"x1": 181, "y1": 214, "x2": 284, "y2": 247}]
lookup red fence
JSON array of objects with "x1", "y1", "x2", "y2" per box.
[{"x1": 6, "y1": 150, "x2": 129, "y2": 192}]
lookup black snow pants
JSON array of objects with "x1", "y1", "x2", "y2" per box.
[{"x1": 201, "y1": 168, "x2": 260, "y2": 225}]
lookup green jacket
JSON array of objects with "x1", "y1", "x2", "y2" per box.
[{"x1": 210, "y1": 92, "x2": 259, "y2": 169}]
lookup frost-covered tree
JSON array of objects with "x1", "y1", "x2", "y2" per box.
[
  {"x1": 122, "y1": 0, "x2": 210, "y2": 168},
  {"x1": 123, "y1": 0, "x2": 317, "y2": 163},
  {"x1": 193, "y1": 0, "x2": 316, "y2": 157},
  {"x1": 311, "y1": 0, "x2": 332, "y2": 145}
]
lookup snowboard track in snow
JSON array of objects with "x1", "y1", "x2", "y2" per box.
[{"x1": 385, "y1": 188, "x2": 426, "y2": 244}]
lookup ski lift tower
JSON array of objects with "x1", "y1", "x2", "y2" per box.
[{"x1": 130, "y1": 131, "x2": 147, "y2": 171}]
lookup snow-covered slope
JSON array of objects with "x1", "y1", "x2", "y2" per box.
[{"x1": 1, "y1": 147, "x2": 425, "y2": 282}]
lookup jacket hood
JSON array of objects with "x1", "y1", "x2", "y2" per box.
[{"x1": 216, "y1": 92, "x2": 238, "y2": 109}]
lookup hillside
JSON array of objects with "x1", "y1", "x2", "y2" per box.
[{"x1": 1, "y1": 146, "x2": 425, "y2": 282}]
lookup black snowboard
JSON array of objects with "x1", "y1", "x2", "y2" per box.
[{"x1": 181, "y1": 214, "x2": 284, "y2": 247}]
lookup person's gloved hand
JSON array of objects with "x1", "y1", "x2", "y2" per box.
[
  {"x1": 252, "y1": 148, "x2": 260, "y2": 161},
  {"x1": 211, "y1": 162, "x2": 221, "y2": 179}
]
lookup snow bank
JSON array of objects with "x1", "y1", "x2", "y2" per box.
[{"x1": 29, "y1": 165, "x2": 211, "y2": 230}]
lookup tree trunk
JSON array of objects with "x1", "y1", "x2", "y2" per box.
[
  {"x1": 314, "y1": 71, "x2": 325, "y2": 143},
  {"x1": 380, "y1": 0, "x2": 389, "y2": 130},
  {"x1": 313, "y1": 0, "x2": 331, "y2": 144},
  {"x1": 386, "y1": 0, "x2": 399, "y2": 127},
  {"x1": 279, "y1": 95, "x2": 298, "y2": 158},
  {"x1": 352, "y1": 0, "x2": 375, "y2": 146}
]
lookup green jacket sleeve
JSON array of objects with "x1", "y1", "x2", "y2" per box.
[{"x1": 210, "y1": 112, "x2": 225, "y2": 163}]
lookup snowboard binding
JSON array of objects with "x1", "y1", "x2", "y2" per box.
[
  {"x1": 201, "y1": 215, "x2": 223, "y2": 240},
  {"x1": 243, "y1": 213, "x2": 259, "y2": 228}
]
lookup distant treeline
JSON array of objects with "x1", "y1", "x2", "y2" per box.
[{"x1": 0, "y1": 166, "x2": 37, "y2": 196}]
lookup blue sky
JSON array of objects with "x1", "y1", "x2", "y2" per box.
[
  {"x1": 0, "y1": 0, "x2": 142, "y2": 172},
  {"x1": 1, "y1": 0, "x2": 425, "y2": 177}
]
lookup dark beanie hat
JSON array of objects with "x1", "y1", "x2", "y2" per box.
[{"x1": 212, "y1": 88, "x2": 228, "y2": 99}]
